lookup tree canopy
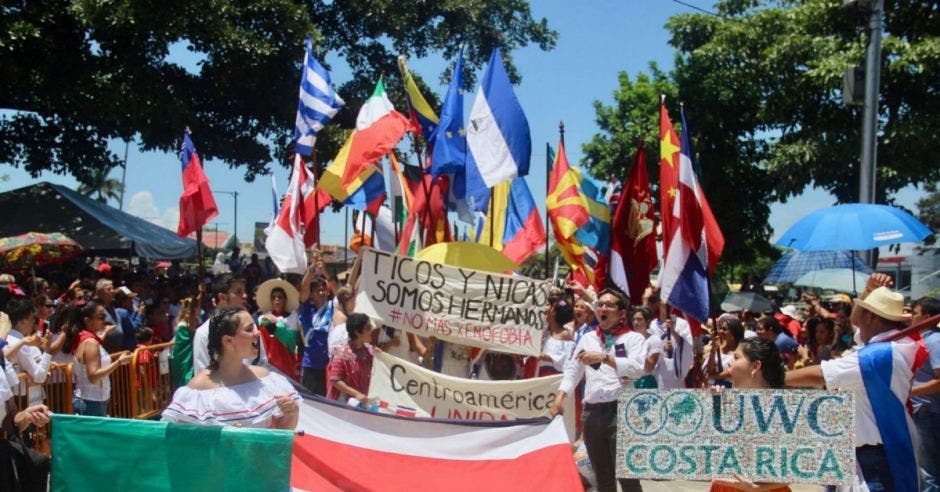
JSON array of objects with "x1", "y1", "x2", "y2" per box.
[
  {"x1": 0, "y1": 0, "x2": 556, "y2": 184},
  {"x1": 584, "y1": 0, "x2": 939, "y2": 269}
]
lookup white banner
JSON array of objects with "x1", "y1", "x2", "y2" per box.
[
  {"x1": 355, "y1": 247, "x2": 549, "y2": 355},
  {"x1": 369, "y1": 351, "x2": 575, "y2": 440}
]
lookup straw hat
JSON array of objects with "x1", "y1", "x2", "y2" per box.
[
  {"x1": 827, "y1": 293, "x2": 852, "y2": 304},
  {"x1": 256, "y1": 278, "x2": 299, "y2": 313},
  {"x1": 855, "y1": 287, "x2": 911, "y2": 322}
]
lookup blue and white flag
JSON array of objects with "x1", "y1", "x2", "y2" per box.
[
  {"x1": 294, "y1": 37, "x2": 345, "y2": 156},
  {"x1": 466, "y1": 49, "x2": 531, "y2": 190}
]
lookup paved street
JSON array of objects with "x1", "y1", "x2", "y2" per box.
[{"x1": 637, "y1": 481, "x2": 821, "y2": 491}]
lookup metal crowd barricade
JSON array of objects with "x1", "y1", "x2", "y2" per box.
[
  {"x1": 108, "y1": 342, "x2": 175, "y2": 420},
  {"x1": 6, "y1": 342, "x2": 175, "y2": 456},
  {"x1": 107, "y1": 350, "x2": 134, "y2": 418},
  {"x1": 7, "y1": 363, "x2": 74, "y2": 455}
]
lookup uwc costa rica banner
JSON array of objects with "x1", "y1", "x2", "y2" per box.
[
  {"x1": 355, "y1": 247, "x2": 549, "y2": 355},
  {"x1": 616, "y1": 389, "x2": 856, "y2": 486},
  {"x1": 369, "y1": 351, "x2": 576, "y2": 439}
]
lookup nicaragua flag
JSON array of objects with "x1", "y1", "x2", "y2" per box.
[
  {"x1": 659, "y1": 105, "x2": 724, "y2": 323},
  {"x1": 465, "y1": 49, "x2": 531, "y2": 201},
  {"x1": 294, "y1": 36, "x2": 344, "y2": 156},
  {"x1": 291, "y1": 396, "x2": 581, "y2": 492}
]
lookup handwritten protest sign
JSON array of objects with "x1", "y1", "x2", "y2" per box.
[
  {"x1": 369, "y1": 351, "x2": 575, "y2": 440},
  {"x1": 616, "y1": 389, "x2": 855, "y2": 486},
  {"x1": 355, "y1": 247, "x2": 549, "y2": 355}
]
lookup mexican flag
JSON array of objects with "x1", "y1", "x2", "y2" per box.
[{"x1": 51, "y1": 415, "x2": 293, "y2": 492}]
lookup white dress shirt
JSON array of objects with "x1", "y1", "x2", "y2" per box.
[
  {"x1": 6, "y1": 330, "x2": 52, "y2": 405},
  {"x1": 650, "y1": 317, "x2": 694, "y2": 389},
  {"x1": 559, "y1": 327, "x2": 646, "y2": 403}
]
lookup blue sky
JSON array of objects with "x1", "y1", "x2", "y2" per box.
[{"x1": 1, "y1": 0, "x2": 925, "y2": 251}]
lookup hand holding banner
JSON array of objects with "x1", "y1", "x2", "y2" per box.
[
  {"x1": 368, "y1": 351, "x2": 575, "y2": 440},
  {"x1": 355, "y1": 247, "x2": 549, "y2": 355}
]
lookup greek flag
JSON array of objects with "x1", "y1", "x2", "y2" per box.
[{"x1": 294, "y1": 36, "x2": 344, "y2": 156}]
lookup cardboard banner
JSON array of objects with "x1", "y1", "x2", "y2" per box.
[
  {"x1": 616, "y1": 389, "x2": 856, "y2": 486},
  {"x1": 355, "y1": 247, "x2": 549, "y2": 355},
  {"x1": 368, "y1": 351, "x2": 575, "y2": 439}
]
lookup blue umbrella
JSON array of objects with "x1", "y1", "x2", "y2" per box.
[
  {"x1": 776, "y1": 203, "x2": 931, "y2": 251},
  {"x1": 765, "y1": 250, "x2": 873, "y2": 284}
]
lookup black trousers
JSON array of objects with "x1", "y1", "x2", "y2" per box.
[
  {"x1": 582, "y1": 401, "x2": 642, "y2": 492},
  {"x1": 302, "y1": 367, "x2": 326, "y2": 396}
]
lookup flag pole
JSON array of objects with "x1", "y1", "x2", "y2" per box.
[
  {"x1": 369, "y1": 209, "x2": 377, "y2": 247},
  {"x1": 344, "y1": 207, "x2": 349, "y2": 270},
  {"x1": 681, "y1": 101, "x2": 708, "y2": 389},
  {"x1": 359, "y1": 209, "x2": 368, "y2": 247},
  {"x1": 488, "y1": 192, "x2": 495, "y2": 248},
  {"x1": 391, "y1": 157, "x2": 400, "y2": 244},
  {"x1": 545, "y1": 142, "x2": 551, "y2": 279},
  {"x1": 311, "y1": 149, "x2": 320, "y2": 246},
  {"x1": 196, "y1": 227, "x2": 205, "y2": 291}
]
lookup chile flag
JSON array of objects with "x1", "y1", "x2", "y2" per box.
[{"x1": 176, "y1": 132, "x2": 219, "y2": 238}]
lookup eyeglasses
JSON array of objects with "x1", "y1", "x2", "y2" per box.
[
  {"x1": 44, "y1": 303, "x2": 54, "y2": 308},
  {"x1": 595, "y1": 301, "x2": 619, "y2": 309}
]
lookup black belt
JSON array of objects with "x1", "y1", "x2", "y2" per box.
[
  {"x1": 583, "y1": 401, "x2": 618, "y2": 410},
  {"x1": 857, "y1": 444, "x2": 884, "y2": 451}
]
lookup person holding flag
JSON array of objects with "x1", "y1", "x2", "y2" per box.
[{"x1": 787, "y1": 274, "x2": 926, "y2": 492}]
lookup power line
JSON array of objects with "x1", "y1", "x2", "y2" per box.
[{"x1": 671, "y1": 0, "x2": 721, "y2": 17}]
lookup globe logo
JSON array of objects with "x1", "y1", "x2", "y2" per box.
[
  {"x1": 661, "y1": 392, "x2": 704, "y2": 437},
  {"x1": 623, "y1": 392, "x2": 666, "y2": 436}
]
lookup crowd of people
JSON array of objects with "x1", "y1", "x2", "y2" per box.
[{"x1": 0, "y1": 248, "x2": 938, "y2": 492}]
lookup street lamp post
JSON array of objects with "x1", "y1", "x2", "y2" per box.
[{"x1": 215, "y1": 190, "x2": 240, "y2": 247}]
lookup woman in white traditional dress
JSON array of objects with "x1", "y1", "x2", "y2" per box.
[{"x1": 162, "y1": 307, "x2": 300, "y2": 429}]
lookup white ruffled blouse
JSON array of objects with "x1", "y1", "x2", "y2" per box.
[{"x1": 161, "y1": 372, "x2": 300, "y2": 428}]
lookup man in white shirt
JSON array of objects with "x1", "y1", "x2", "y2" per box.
[
  {"x1": 650, "y1": 313, "x2": 693, "y2": 389},
  {"x1": 787, "y1": 275, "x2": 922, "y2": 492},
  {"x1": 192, "y1": 275, "x2": 267, "y2": 374},
  {"x1": 645, "y1": 287, "x2": 695, "y2": 388},
  {"x1": 551, "y1": 288, "x2": 645, "y2": 492}
]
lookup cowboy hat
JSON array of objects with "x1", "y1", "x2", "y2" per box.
[
  {"x1": 855, "y1": 286, "x2": 911, "y2": 322},
  {"x1": 780, "y1": 305, "x2": 799, "y2": 319},
  {"x1": 256, "y1": 278, "x2": 300, "y2": 313}
]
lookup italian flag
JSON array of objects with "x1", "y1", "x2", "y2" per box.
[
  {"x1": 51, "y1": 415, "x2": 293, "y2": 491},
  {"x1": 318, "y1": 77, "x2": 411, "y2": 203}
]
